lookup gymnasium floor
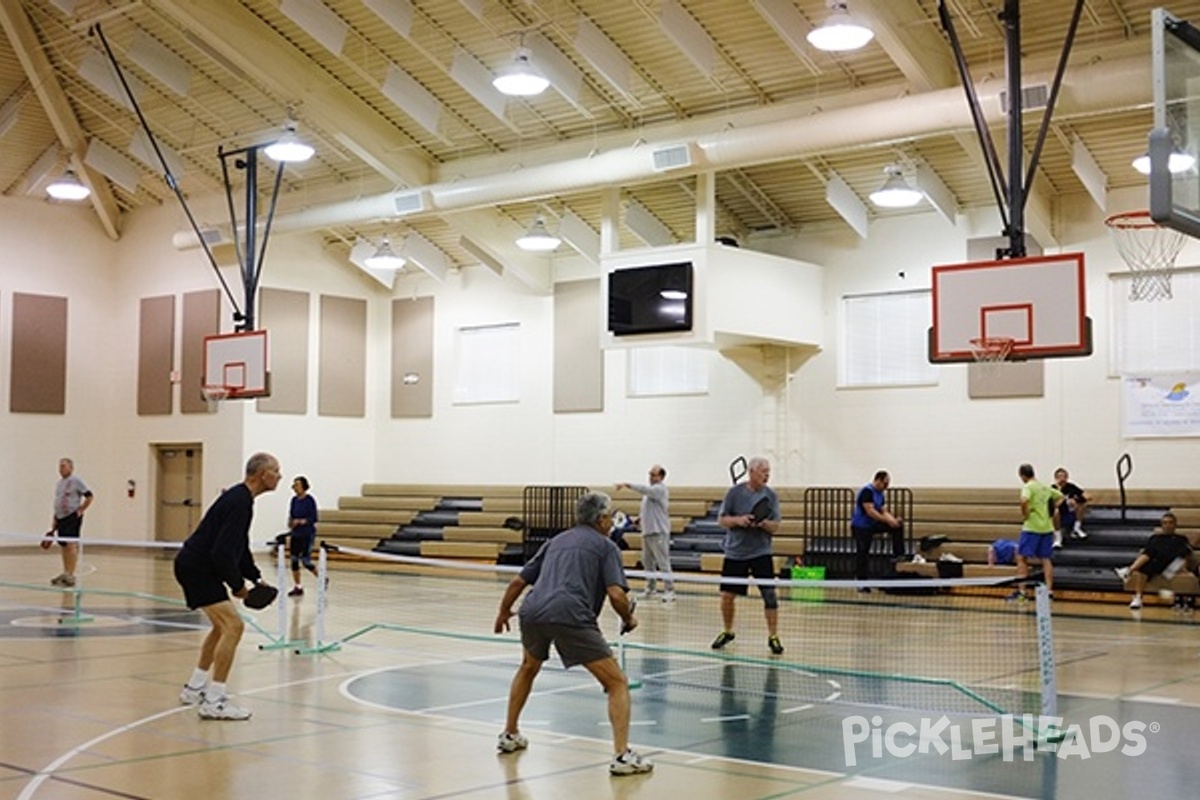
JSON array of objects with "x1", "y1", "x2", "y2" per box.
[{"x1": 2, "y1": 548, "x2": 1199, "y2": 800}]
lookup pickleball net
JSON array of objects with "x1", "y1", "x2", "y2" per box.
[{"x1": 322, "y1": 545, "x2": 1055, "y2": 720}]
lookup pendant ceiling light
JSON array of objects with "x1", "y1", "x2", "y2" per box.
[
  {"x1": 493, "y1": 47, "x2": 550, "y2": 97},
  {"x1": 515, "y1": 215, "x2": 561, "y2": 251},
  {"x1": 869, "y1": 166, "x2": 924, "y2": 208},
  {"x1": 263, "y1": 117, "x2": 315, "y2": 163},
  {"x1": 46, "y1": 169, "x2": 91, "y2": 201},
  {"x1": 807, "y1": 1, "x2": 875, "y2": 53}
]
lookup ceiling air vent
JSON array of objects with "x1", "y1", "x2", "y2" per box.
[
  {"x1": 392, "y1": 190, "x2": 428, "y2": 215},
  {"x1": 652, "y1": 143, "x2": 693, "y2": 172},
  {"x1": 999, "y1": 83, "x2": 1050, "y2": 114}
]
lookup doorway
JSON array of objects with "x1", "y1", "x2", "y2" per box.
[{"x1": 154, "y1": 444, "x2": 202, "y2": 542}]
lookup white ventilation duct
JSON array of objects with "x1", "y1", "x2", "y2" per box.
[{"x1": 173, "y1": 54, "x2": 1151, "y2": 250}]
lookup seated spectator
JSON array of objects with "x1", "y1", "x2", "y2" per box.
[
  {"x1": 1052, "y1": 467, "x2": 1091, "y2": 548},
  {"x1": 1114, "y1": 512, "x2": 1191, "y2": 609},
  {"x1": 988, "y1": 538, "x2": 1017, "y2": 566}
]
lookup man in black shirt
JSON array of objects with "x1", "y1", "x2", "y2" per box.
[
  {"x1": 174, "y1": 452, "x2": 282, "y2": 720},
  {"x1": 1115, "y1": 512, "x2": 1192, "y2": 610}
]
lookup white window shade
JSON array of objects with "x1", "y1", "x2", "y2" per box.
[
  {"x1": 628, "y1": 346, "x2": 708, "y2": 397},
  {"x1": 454, "y1": 323, "x2": 520, "y2": 404},
  {"x1": 1110, "y1": 269, "x2": 1200, "y2": 375},
  {"x1": 841, "y1": 291, "x2": 938, "y2": 387}
]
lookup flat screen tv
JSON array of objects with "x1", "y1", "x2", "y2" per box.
[{"x1": 607, "y1": 262, "x2": 694, "y2": 336}]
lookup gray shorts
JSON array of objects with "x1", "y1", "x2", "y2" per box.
[{"x1": 520, "y1": 621, "x2": 612, "y2": 669}]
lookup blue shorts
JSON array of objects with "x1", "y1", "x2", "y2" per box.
[{"x1": 1018, "y1": 531, "x2": 1054, "y2": 560}]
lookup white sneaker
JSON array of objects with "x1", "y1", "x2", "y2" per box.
[
  {"x1": 609, "y1": 749, "x2": 654, "y2": 775},
  {"x1": 641, "y1": 588, "x2": 658, "y2": 599},
  {"x1": 1114, "y1": 567, "x2": 1131, "y2": 581},
  {"x1": 198, "y1": 696, "x2": 252, "y2": 720},
  {"x1": 1072, "y1": 527, "x2": 1088, "y2": 539},
  {"x1": 1052, "y1": 531, "x2": 1063, "y2": 549},
  {"x1": 1129, "y1": 595, "x2": 1143, "y2": 610},
  {"x1": 179, "y1": 684, "x2": 206, "y2": 705},
  {"x1": 497, "y1": 731, "x2": 528, "y2": 753},
  {"x1": 661, "y1": 591, "x2": 675, "y2": 603}
]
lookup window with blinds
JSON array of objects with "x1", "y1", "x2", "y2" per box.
[
  {"x1": 628, "y1": 346, "x2": 709, "y2": 396},
  {"x1": 841, "y1": 290, "x2": 939, "y2": 387},
  {"x1": 1109, "y1": 269, "x2": 1200, "y2": 375}
]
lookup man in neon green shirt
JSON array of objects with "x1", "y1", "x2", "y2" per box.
[{"x1": 1008, "y1": 463, "x2": 1064, "y2": 602}]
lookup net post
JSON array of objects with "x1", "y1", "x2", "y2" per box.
[
  {"x1": 294, "y1": 544, "x2": 340, "y2": 655},
  {"x1": 258, "y1": 542, "x2": 303, "y2": 650},
  {"x1": 58, "y1": 537, "x2": 94, "y2": 627}
]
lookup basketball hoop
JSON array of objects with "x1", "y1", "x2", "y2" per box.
[
  {"x1": 201, "y1": 386, "x2": 230, "y2": 411},
  {"x1": 1105, "y1": 210, "x2": 1186, "y2": 302},
  {"x1": 968, "y1": 337, "x2": 1014, "y2": 377}
]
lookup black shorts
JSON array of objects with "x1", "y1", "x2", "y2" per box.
[
  {"x1": 719, "y1": 554, "x2": 776, "y2": 596},
  {"x1": 54, "y1": 512, "x2": 82, "y2": 541},
  {"x1": 173, "y1": 551, "x2": 231, "y2": 610}
]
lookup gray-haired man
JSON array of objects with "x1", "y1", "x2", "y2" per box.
[{"x1": 494, "y1": 491, "x2": 654, "y2": 775}]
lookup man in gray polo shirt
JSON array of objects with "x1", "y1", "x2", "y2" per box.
[
  {"x1": 49, "y1": 457, "x2": 94, "y2": 587},
  {"x1": 493, "y1": 491, "x2": 653, "y2": 776},
  {"x1": 616, "y1": 464, "x2": 674, "y2": 601}
]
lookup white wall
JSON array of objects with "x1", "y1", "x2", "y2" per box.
[
  {"x1": 3, "y1": 181, "x2": 1197, "y2": 551},
  {"x1": 0, "y1": 199, "x2": 120, "y2": 540},
  {"x1": 758, "y1": 186, "x2": 1200, "y2": 490}
]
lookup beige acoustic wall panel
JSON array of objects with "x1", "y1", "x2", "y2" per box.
[
  {"x1": 319, "y1": 295, "x2": 366, "y2": 417},
  {"x1": 138, "y1": 295, "x2": 175, "y2": 415},
  {"x1": 181, "y1": 290, "x2": 221, "y2": 414},
  {"x1": 257, "y1": 288, "x2": 309, "y2": 414},
  {"x1": 554, "y1": 279, "x2": 604, "y2": 412},
  {"x1": 10, "y1": 293, "x2": 67, "y2": 414},
  {"x1": 391, "y1": 296, "x2": 433, "y2": 418}
]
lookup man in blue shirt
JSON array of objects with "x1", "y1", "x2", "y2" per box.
[
  {"x1": 850, "y1": 470, "x2": 905, "y2": 588},
  {"x1": 712, "y1": 456, "x2": 784, "y2": 655}
]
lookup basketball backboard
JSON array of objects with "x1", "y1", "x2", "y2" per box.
[
  {"x1": 203, "y1": 330, "x2": 270, "y2": 399},
  {"x1": 929, "y1": 254, "x2": 1092, "y2": 363},
  {"x1": 1149, "y1": 7, "x2": 1200, "y2": 238}
]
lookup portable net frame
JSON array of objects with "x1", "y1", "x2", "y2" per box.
[
  {"x1": 1105, "y1": 210, "x2": 1187, "y2": 302},
  {"x1": 315, "y1": 546, "x2": 1056, "y2": 722}
]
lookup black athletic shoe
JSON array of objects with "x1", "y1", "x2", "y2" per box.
[{"x1": 711, "y1": 631, "x2": 735, "y2": 650}]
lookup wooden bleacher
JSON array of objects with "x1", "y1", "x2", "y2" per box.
[{"x1": 314, "y1": 484, "x2": 1200, "y2": 601}]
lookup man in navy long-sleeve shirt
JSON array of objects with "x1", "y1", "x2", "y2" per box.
[{"x1": 174, "y1": 452, "x2": 281, "y2": 720}]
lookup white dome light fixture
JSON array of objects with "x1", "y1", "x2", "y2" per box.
[
  {"x1": 807, "y1": 1, "x2": 875, "y2": 52},
  {"x1": 1131, "y1": 150, "x2": 1196, "y2": 175},
  {"x1": 869, "y1": 165, "x2": 924, "y2": 208},
  {"x1": 46, "y1": 170, "x2": 91, "y2": 201},
  {"x1": 364, "y1": 237, "x2": 406, "y2": 269},
  {"x1": 493, "y1": 47, "x2": 550, "y2": 97},
  {"x1": 263, "y1": 117, "x2": 315, "y2": 163},
  {"x1": 515, "y1": 215, "x2": 561, "y2": 251}
]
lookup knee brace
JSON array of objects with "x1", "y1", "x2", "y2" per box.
[{"x1": 761, "y1": 586, "x2": 779, "y2": 610}]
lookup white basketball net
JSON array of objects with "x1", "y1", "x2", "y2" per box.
[
  {"x1": 968, "y1": 337, "x2": 1014, "y2": 378},
  {"x1": 1106, "y1": 212, "x2": 1186, "y2": 302},
  {"x1": 201, "y1": 386, "x2": 230, "y2": 407}
]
